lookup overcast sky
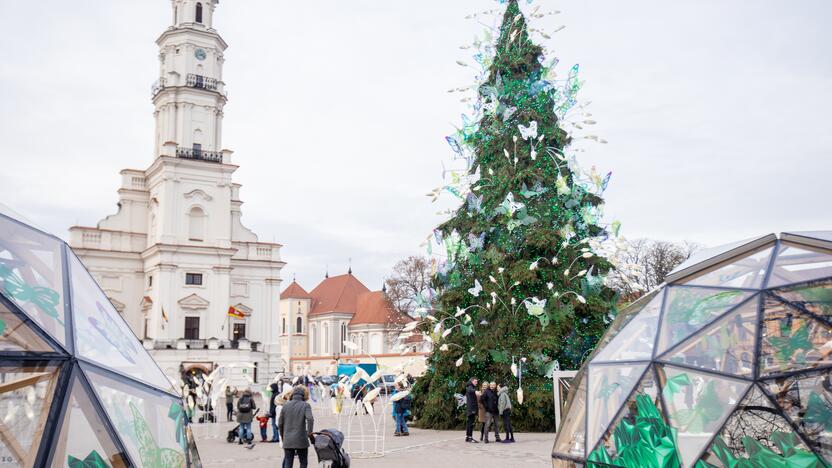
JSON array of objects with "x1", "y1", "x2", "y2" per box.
[{"x1": 1, "y1": 1, "x2": 830, "y2": 291}]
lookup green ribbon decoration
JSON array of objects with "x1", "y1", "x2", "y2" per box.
[
  {"x1": 661, "y1": 373, "x2": 691, "y2": 397},
  {"x1": 588, "y1": 394, "x2": 680, "y2": 468},
  {"x1": 0, "y1": 265, "x2": 63, "y2": 326},
  {"x1": 701, "y1": 432, "x2": 825, "y2": 468},
  {"x1": 68, "y1": 450, "x2": 111, "y2": 468},
  {"x1": 168, "y1": 402, "x2": 187, "y2": 450}
]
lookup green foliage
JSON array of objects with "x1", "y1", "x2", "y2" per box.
[{"x1": 413, "y1": 0, "x2": 616, "y2": 432}]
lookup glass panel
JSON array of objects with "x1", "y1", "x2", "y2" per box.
[
  {"x1": 759, "y1": 297, "x2": 832, "y2": 377},
  {"x1": 68, "y1": 253, "x2": 175, "y2": 394},
  {"x1": 586, "y1": 363, "x2": 648, "y2": 457},
  {"x1": 683, "y1": 246, "x2": 773, "y2": 289},
  {"x1": 764, "y1": 369, "x2": 832, "y2": 463},
  {"x1": 52, "y1": 375, "x2": 129, "y2": 468},
  {"x1": 0, "y1": 301, "x2": 54, "y2": 352},
  {"x1": 656, "y1": 287, "x2": 754, "y2": 356},
  {"x1": 588, "y1": 367, "x2": 683, "y2": 468},
  {"x1": 658, "y1": 365, "x2": 750, "y2": 468},
  {"x1": 0, "y1": 215, "x2": 66, "y2": 346},
  {"x1": 697, "y1": 384, "x2": 824, "y2": 467},
  {"x1": 593, "y1": 295, "x2": 662, "y2": 363},
  {"x1": 773, "y1": 279, "x2": 832, "y2": 321},
  {"x1": 662, "y1": 300, "x2": 758, "y2": 377},
  {"x1": 586, "y1": 289, "x2": 662, "y2": 363},
  {"x1": 670, "y1": 236, "x2": 770, "y2": 277},
  {"x1": 553, "y1": 369, "x2": 588, "y2": 459},
  {"x1": 767, "y1": 243, "x2": 832, "y2": 288},
  {"x1": 0, "y1": 364, "x2": 60, "y2": 467},
  {"x1": 83, "y1": 366, "x2": 187, "y2": 468}
]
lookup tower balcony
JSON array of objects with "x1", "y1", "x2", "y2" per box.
[
  {"x1": 151, "y1": 77, "x2": 167, "y2": 97},
  {"x1": 176, "y1": 145, "x2": 222, "y2": 163},
  {"x1": 186, "y1": 73, "x2": 221, "y2": 92}
]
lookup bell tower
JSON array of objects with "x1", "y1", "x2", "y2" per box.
[{"x1": 151, "y1": 0, "x2": 227, "y2": 161}]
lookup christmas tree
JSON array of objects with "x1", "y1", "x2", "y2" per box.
[{"x1": 412, "y1": 0, "x2": 619, "y2": 432}]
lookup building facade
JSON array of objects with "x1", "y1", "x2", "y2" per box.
[
  {"x1": 69, "y1": 0, "x2": 286, "y2": 386},
  {"x1": 279, "y1": 273, "x2": 429, "y2": 377}
]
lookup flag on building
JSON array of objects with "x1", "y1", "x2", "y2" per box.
[{"x1": 227, "y1": 305, "x2": 245, "y2": 319}]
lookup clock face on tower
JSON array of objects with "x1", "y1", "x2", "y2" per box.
[{"x1": 194, "y1": 48, "x2": 207, "y2": 61}]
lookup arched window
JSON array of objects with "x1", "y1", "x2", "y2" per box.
[
  {"x1": 323, "y1": 323, "x2": 329, "y2": 354},
  {"x1": 340, "y1": 323, "x2": 347, "y2": 353},
  {"x1": 282, "y1": 317, "x2": 286, "y2": 335},
  {"x1": 312, "y1": 325, "x2": 318, "y2": 355},
  {"x1": 296, "y1": 316, "x2": 303, "y2": 334},
  {"x1": 195, "y1": 2, "x2": 203, "y2": 23},
  {"x1": 188, "y1": 207, "x2": 206, "y2": 241}
]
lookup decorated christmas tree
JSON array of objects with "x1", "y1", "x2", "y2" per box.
[{"x1": 412, "y1": 0, "x2": 620, "y2": 432}]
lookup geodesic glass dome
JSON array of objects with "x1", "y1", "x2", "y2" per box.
[
  {"x1": 552, "y1": 231, "x2": 832, "y2": 467},
  {"x1": 0, "y1": 208, "x2": 200, "y2": 467}
]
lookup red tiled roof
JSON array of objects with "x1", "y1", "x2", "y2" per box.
[
  {"x1": 309, "y1": 274, "x2": 370, "y2": 316},
  {"x1": 403, "y1": 334, "x2": 425, "y2": 344},
  {"x1": 349, "y1": 291, "x2": 414, "y2": 326},
  {"x1": 281, "y1": 281, "x2": 312, "y2": 299}
]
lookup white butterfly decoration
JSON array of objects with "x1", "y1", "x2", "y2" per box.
[
  {"x1": 390, "y1": 390, "x2": 411, "y2": 402},
  {"x1": 365, "y1": 387, "x2": 382, "y2": 403},
  {"x1": 342, "y1": 340, "x2": 359, "y2": 351},
  {"x1": 518, "y1": 121, "x2": 538, "y2": 140},
  {"x1": 499, "y1": 193, "x2": 525, "y2": 216},
  {"x1": 364, "y1": 400, "x2": 375, "y2": 416},
  {"x1": 523, "y1": 297, "x2": 547, "y2": 317},
  {"x1": 468, "y1": 279, "x2": 483, "y2": 297},
  {"x1": 455, "y1": 356, "x2": 464, "y2": 367},
  {"x1": 510, "y1": 363, "x2": 518, "y2": 378},
  {"x1": 516, "y1": 388, "x2": 524, "y2": 405}
]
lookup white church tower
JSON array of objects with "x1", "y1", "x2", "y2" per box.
[{"x1": 69, "y1": 0, "x2": 287, "y2": 386}]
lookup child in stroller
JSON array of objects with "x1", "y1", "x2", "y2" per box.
[{"x1": 312, "y1": 429, "x2": 350, "y2": 468}]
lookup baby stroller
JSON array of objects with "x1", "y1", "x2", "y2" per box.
[
  {"x1": 312, "y1": 429, "x2": 350, "y2": 468},
  {"x1": 226, "y1": 409, "x2": 259, "y2": 443}
]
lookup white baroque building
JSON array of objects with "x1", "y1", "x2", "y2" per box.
[{"x1": 69, "y1": 0, "x2": 286, "y2": 386}]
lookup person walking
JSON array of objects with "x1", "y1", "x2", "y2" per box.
[
  {"x1": 464, "y1": 378, "x2": 479, "y2": 443},
  {"x1": 225, "y1": 385, "x2": 236, "y2": 422},
  {"x1": 268, "y1": 382, "x2": 281, "y2": 443},
  {"x1": 498, "y1": 384, "x2": 515, "y2": 443},
  {"x1": 477, "y1": 382, "x2": 488, "y2": 441},
  {"x1": 279, "y1": 386, "x2": 315, "y2": 468},
  {"x1": 236, "y1": 388, "x2": 256, "y2": 448},
  {"x1": 482, "y1": 382, "x2": 501, "y2": 443},
  {"x1": 392, "y1": 383, "x2": 411, "y2": 436}
]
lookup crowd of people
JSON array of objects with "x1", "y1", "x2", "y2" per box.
[{"x1": 463, "y1": 378, "x2": 515, "y2": 444}]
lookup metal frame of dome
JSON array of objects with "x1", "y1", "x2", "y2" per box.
[
  {"x1": 552, "y1": 231, "x2": 832, "y2": 467},
  {"x1": 0, "y1": 211, "x2": 200, "y2": 467}
]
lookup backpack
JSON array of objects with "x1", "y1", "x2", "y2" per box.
[
  {"x1": 238, "y1": 396, "x2": 252, "y2": 413},
  {"x1": 400, "y1": 395, "x2": 412, "y2": 411}
]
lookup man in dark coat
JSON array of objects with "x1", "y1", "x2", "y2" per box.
[
  {"x1": 482, "y1": 382, "x2": 501, "y2": 443},
  {"x1": 464, "y1": 378, "x2": 479, "y2": 443},
  {"x1": 268, "y1": 382, "x2": 280, "y2": 443},
  {"x1": 278, "y1": 386, "x2": 314, "y2": 468}
]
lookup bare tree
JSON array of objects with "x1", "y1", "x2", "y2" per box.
[
  {"x1": 384, "y1": 256, "x2": 432, "y2": 318},
  {"x1": 607, "y1": 239, "x2": 699, "y2": 302}
]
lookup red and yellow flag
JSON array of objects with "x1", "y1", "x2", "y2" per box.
[{"x1": 227, "y1": 305, "x2": 245, "y2": 319}]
